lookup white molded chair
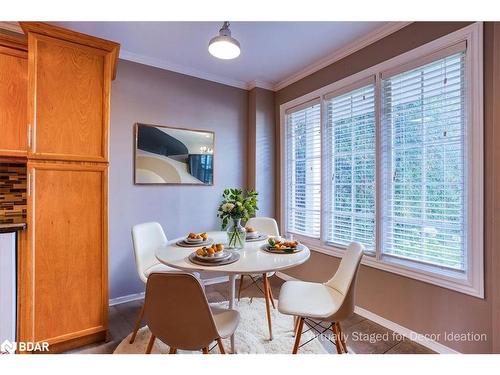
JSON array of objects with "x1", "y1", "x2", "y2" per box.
[
  {"x1": 129, "y1": 222, "x2": 178, "y2": 343},
  {"x1": 278, "y1": 242, "x2": 364, "y2": 354},
  {"x1": 246, "y1": 217, "x2": 280, "y2": 238},
  {"x1": 143, "y1": 272, "x2": 240, "y2": 354}
]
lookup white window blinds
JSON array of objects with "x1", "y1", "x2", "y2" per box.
[
  {"x1": 325, "y1": 83, "x2": 376, "y2": 250},
  {"x1": 285, "y1": 101, "x2": 321, "y2": 238},
  {"x1": 381, "y1": 49, "x2": 466, "y2": 270}
]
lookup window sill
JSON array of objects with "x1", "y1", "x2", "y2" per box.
[{"x1": 292, "y1": 235, "x2": 484, "y2": 299}]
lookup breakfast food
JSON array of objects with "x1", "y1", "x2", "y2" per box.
[
  {"x1": 268, "y1": 238, "x2": 299, "y2": 251},
  {"x1": 195, "y1": 243, "x2": 224, "y2": 257},
  {"x1": 245, "y1": 226, "x2": 259, "y2": 238},
  {"x1": 187, "y1": 232, "x2": 208, "y2": 240}
]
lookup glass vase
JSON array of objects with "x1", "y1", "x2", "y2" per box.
[{"x1": 227, "y1": 218, "x2": 246, "y2": 249}]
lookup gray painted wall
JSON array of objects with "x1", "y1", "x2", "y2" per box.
[
  {"x1": 247, "y1": 88, "x2": 275, "y2": 219},
  {"x1": 109, "y1": 60, "x2": 248, "y2": 299},
  {"x1": 254, "y1": 88, "x2": 275, "y2": 219}
]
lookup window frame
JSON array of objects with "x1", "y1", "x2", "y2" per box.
[
  {"x1": 323, "y1": 76, "x2": 377, "y2": 251},
  {"x1": 279, "y1": 22, "x2": 484, "y2": 298},
  {"x1": 284, "y1": 99, "x2": 322, "y2": 238}
]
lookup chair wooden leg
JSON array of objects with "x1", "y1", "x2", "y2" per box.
[
  {"x1": 332, "y1": 323, "x2": 344, "y2": 354},
  {"x1": 292, "y1": 317, "x2": 304, "y2": 354},
  {"x1": 267, "y1": 283, "x2": 276, "y2": 309},
  {"x1": 293, "y1": 316, "x2": 301, "y2": 337},
  {"x1": 129, "y1": 303, "x2": 145, "y2": 344},
  {"x1": 169, "y1": 347, "x2": 177, "y2": 354},
  {"x1": 262, "y1": 273, "x2": 273, "y2": 340},
  {"x1": 202, "y1": 347, "x2": 209, "y2": 354},
  {"x1": 337, "y1": 322, "x2": 348, "y2": 353},
  {"x1": 145, "y1": 334, "x2": 156, "y2": 354},
  {"x1": 238, "y1": 275, "x2": 245, "y2": 301},
  {"x1": 216, "y1": 338, "x2": 226, "y2": 354}
]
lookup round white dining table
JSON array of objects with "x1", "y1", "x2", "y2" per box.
[{"x1": 156, "y1": 231, "x2": 310, "y2": 353}]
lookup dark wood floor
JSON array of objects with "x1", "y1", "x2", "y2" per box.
[{"x1": 67, "y1": 276, "x2": 434, "y2": 354}]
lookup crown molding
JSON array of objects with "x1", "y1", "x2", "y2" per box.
[
  {"x1": 273, "y1": 21, "x2": 413, "y2": 91},
  {"x1": 247, "y1": 79, "x2": 275, "y2": 91},
  {"x1": 120, "y1": 49, "x2": 253, "y2": 90},
  {"x1": 0, "y1": 21, "x2": 22, "y2": 34}
]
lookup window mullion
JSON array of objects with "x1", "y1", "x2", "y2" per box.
[
  {"x1": 320, "y1": 97, "x2": 327, "y2": 244},
  {"x1": 350, "y1": 95, "x2": 355, "y2": 243},
  {"x1": 375, "y1": 74, "x2": 383, "y2": 260}
]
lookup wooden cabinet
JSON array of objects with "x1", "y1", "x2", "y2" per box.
[
  {"x1": 22, "y1": 23, "x2": 118, "y2": 162},
  {"x1": 14, "y1": 23, "x2": 119, "y2": 353},
  {"x1": 0, "y1": 31, "x2": 27, "y2": 157},
  {"x1": 23, "y1": 162, "x2": 108, "y2": 348}
]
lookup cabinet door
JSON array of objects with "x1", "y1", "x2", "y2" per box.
[
  {"x1": 27, "y1": 33, "x2": 112, "y2": 162},
  {"x1": 0, "y1": 45, "x2": 27, "y2": 157},
  {"x1": 27, "y1": 162, "x2": 108, "y2": 346}
]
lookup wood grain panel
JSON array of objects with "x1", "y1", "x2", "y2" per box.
[
  {"x1": 16, "y1": 227, "x2": 32, "y2": 352},
  {"x1": 0, "y1": 48, "x2": 27, "y2": 157},
  {"x1": 28, "y1": 162, "x2": 108, "y2": 345},
  {"x1": 29, "y1": 34, "x2": 108, "y2": 162},
  {"x1": 19, "y1": 22, "x2": 119, "y2": 80}
]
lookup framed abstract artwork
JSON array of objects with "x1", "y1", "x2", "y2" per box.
[{"x1": 134, "y1": 123, "x2": 214, "y2": 185}]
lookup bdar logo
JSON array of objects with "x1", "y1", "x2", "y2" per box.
[{"x1": 0, "y1": 340, "x2": 17, "y2": 354}]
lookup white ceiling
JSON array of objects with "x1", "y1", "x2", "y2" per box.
[{"x1": 45, "y1": 22, "x2": 404, "y2": 90}]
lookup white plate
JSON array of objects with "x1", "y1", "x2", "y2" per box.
[
  {"x1": 261, "y1": 243, "x2": 304, "y2": 254},
  {"x1": 245, "y1": 234, "x2": 268, "y2": 242},
  {"x1": 194, "y1": 250, "x2": 232, "y2": 262},
  {"x1": 246, "y1": 231, "x2": 259, "y2": 238},
  {"x1": 185, "y1": 237, "x2": 204, "y2": 243}
]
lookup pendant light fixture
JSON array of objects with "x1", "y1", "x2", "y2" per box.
[{"x1": 208, "y1": 21, "x2": 241, "y2": 60}]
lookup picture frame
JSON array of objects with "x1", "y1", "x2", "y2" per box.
[{"x1": 134, "y1": 123, "x2": 215, "y2": 185}]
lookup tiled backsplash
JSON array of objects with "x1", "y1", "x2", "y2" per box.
[{"x1": 0, "y1": 163, "x2": 27, "y2": 224}]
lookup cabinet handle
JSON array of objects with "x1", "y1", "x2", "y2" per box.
[{"x1": 27, "y1": 124, "x2": 32, "y2": 149}]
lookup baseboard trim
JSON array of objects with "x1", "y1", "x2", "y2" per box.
[
  {"x1": 203, "y1": 275, "x2": 231, "y2": 285},
  {"x1": 109, "y1": 276, "x2": 236, "y2": 306},
  {"x1": 275, "y1": 271, "x2": 296, "y2": 281},
  {"x1": 109, "y1": 292, "x2": 145, "y2": 306},
  {"x1": 275, "y1": 272, "x2": 460, "y2": 354},
  {"x1": 353, "y1": 306, "x2": 459, "y2": 354}
]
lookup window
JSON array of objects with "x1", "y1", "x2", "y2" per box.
[
  {"x1": 280, "y1": 24, "x2": 483, "y2": 297},
  {"x1": 381, "y1": 48, "x2": 466, "y2": 271},
  {"x1": 285, "y1": 101, "x2": 321, "y2": 238},
  {"x1": 325, "y1": 81, "x2": 376, "y2": 250}
]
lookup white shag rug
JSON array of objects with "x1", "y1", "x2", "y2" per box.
[{"x1": 114, "y1": 297, "x2": 327, "y2": 354}]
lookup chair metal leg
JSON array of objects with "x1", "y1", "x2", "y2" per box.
[
  {"x1": 262, "y1": 273, "x2": 273, "y2": 340},
  {"x1": 169, "y1": 347, "x2": 177, "y2": 354},
  {"x1": 292, "y1": 317, "x2": 304, "y2": 354},
  {"x1": 129, "y1": 303, "x2": 145, "y2": 344},
  {"x1": 237, "y1": 275, "x2": 245, "y2": 301},
  {"x1": 202, "y1": 347, "x2": 209, "y2": 354},
  {"x1": 146, "y1": 334, "x2": 155, "y2": 354},
  {"x1": 216, "y1": 338, "x2": 226, "y2": 354}
]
